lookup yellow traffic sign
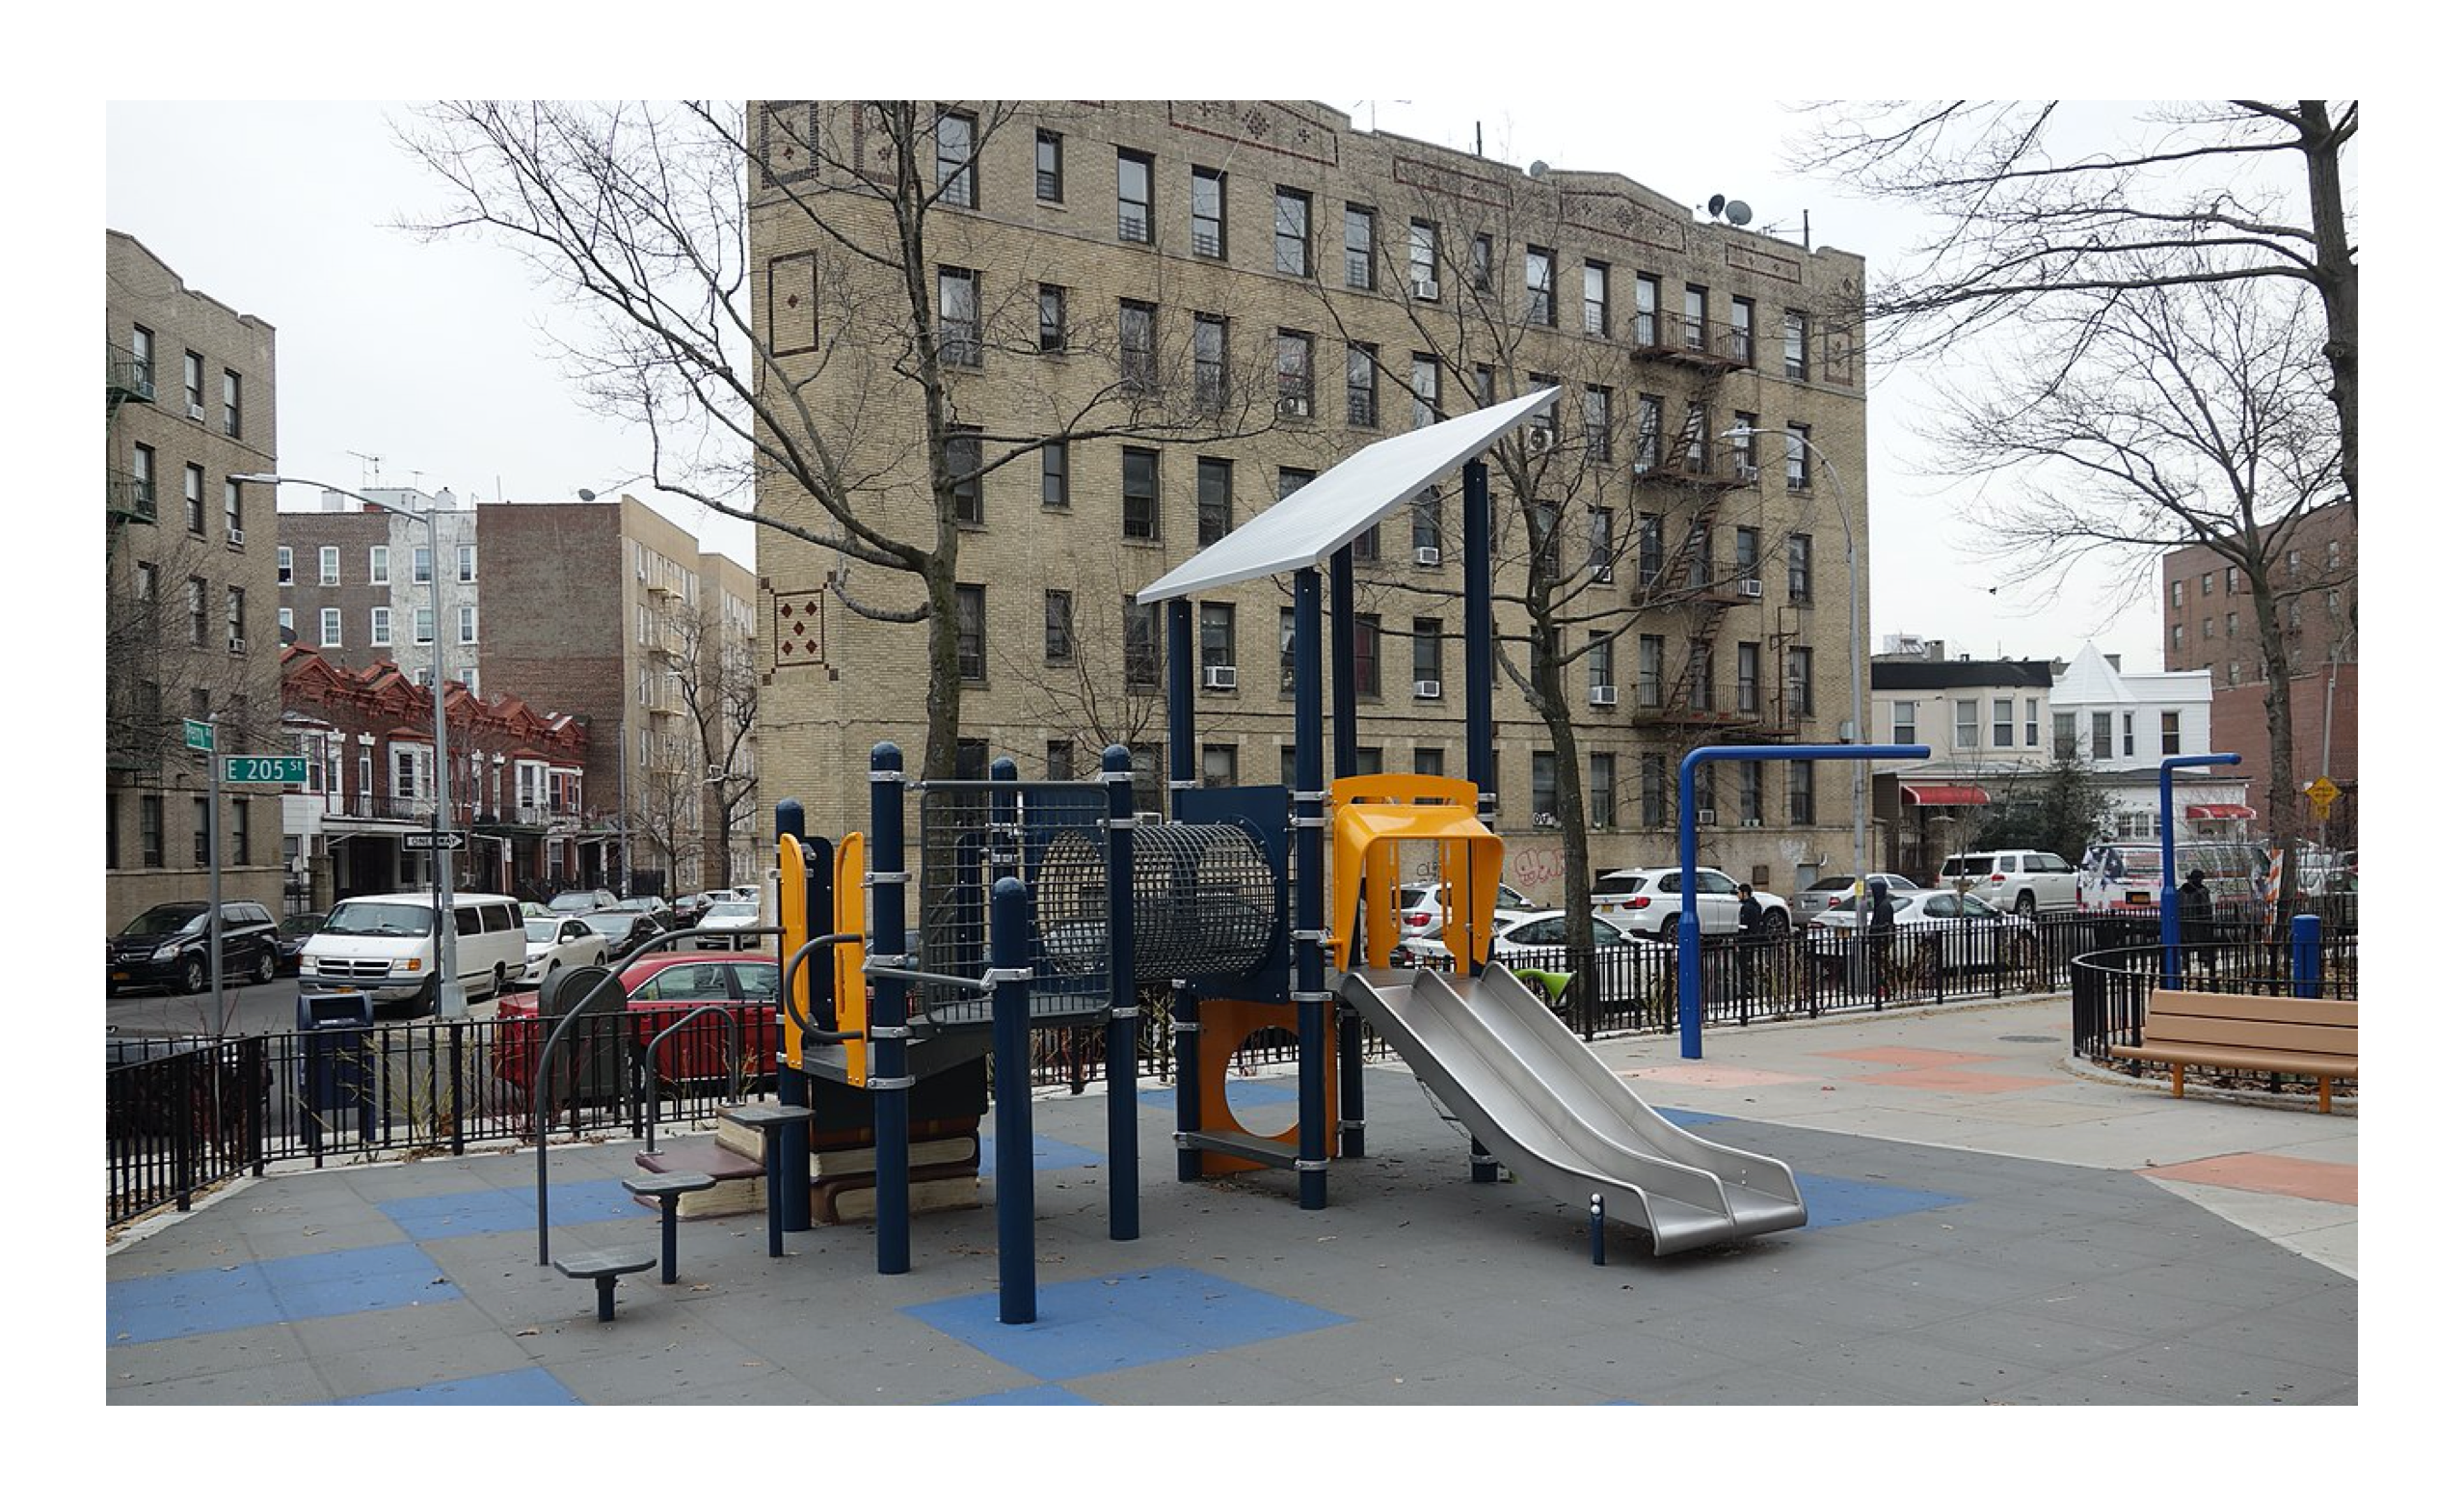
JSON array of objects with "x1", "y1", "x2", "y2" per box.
[{"x1": 2305, "y1": 776, "x2": 2341, "y2": 819}]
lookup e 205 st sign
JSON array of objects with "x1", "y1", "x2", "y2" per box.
[{"x1": 223, "y1": 755, "x2": 309, "y2": 785}]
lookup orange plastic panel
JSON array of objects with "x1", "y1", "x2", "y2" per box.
[
  {"x1": 778, "y1": 834, "x2": 810, "y2": 1072},
  {"x1": 1192, "y1": 998, "x2": 1341, "y2": 1177},
  {"x1": 1327, "y1": 776, "x2": 1501, "y2": 975},
  {"x1": 834, "y1": 833, "x2": 868, "y2": 1086}
]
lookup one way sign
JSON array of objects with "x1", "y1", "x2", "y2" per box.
[{"x1": 403, "y1": 831, "x2": 468, "y2": 852}]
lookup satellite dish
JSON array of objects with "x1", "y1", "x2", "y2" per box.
[
  {"x1": 1725, "y1": 200, "x2": 1754, "y2": 227},
  {"x1": 1527, "y1": 159, "x2": 1550, "y2": 178},
  {"x1": 1707, "y1": 194, "x2": 1727, "y2": 218},
  {"x1": 576, "y1": 489, "x2": 598, "y2": 501}
]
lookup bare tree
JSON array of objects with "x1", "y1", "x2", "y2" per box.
[
  {"x1": 396, "y1": 100, "x2": 1275, "y2": 783},
  {"x1": 1793, "y1": 100, "x2": 2358, "y2": 509},
  {"x1": 1935, "y1": 275, "x2": 2347, "y2": 913},
  {"x1": 649, "y1": 592, "x2": 761, "y2": 885}
]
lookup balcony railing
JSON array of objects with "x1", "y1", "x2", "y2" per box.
[
  {"x1": 107, "y1": 470, "x2": 155, "y2": 522},
  {"x1": 1632, "y1": 312, "x2": 1749, "y2": 371},
  {"x1": 108, "y1": 342, "x2": 156, "y2": 404}
]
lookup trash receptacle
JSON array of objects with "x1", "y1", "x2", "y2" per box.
[
  {"x1": 538, "y1": 965, "x2": 629, "y2": 1110},
  {"x1": 298, "y1": 990, "x2": 376, "y2": 1150}
]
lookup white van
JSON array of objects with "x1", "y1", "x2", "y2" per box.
[{"x1": 299, "y1": 892, "x2": 528, "y2": 1012}]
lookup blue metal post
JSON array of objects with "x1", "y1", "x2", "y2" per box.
[
  {"x1": 2157, "y1": 753, "x2": 2241, "y2": 986},
  {"x1": 773, "y1": 799, "x2": 813, "y2": 1233},
  {"x1": 990, "y1": 874, "x2": 1035, "y2": 1325},
  {"x1": 1166, "y1": 601, "x2": 1201, "y2": 1183},
  {"x1": 1102, "y1": 744, "x2": 1139, "y2": 1241},
  {"x1": 1677, "y1": 744, "x2": 1930, "y2": 1059},
  {"x1": 868, "y1": 742, "x2": 911, "y2": 1275},
  {"x1": 2291, "y1": 913, "x2": 2322, "y2": 1000},
  {"x1": 1329, "y1": 546, "x2": 1365, "y2": 1160},
  {"x1": 1293, "y1": 567, "x2": 1329, "y2": 1211},
  {"x1": 1461, "y1": 460, "x2": 1497, "y2": 1182}
]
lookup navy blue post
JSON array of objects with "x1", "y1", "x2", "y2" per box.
[
  {"x1": 2291, "y1": 913, "x2": 2322, "y2": 999},
  {"x1": 1292, "y1": 568, "x2": 1330, "y2": 1211},
  {"x1": 773, "y1": 799, "x2": 813, "y2": 1233},
  {"x1": 2158, "y1": 753, "x2": 2242, "y2": 985},
  {"x1": 868, "y1": 742, "x2": 911, "y2": 1276},
  {"x1": 1460, "y1": 460, "x2": 1498, "y2": 1182},
  {"x1": 1329, "y1": 546, "x2": 1366, "y2": 1160},
  {"x1": 1102, "y1": 744, "x2": 1140, "y2": 1241},
  {"x1": 1677, "y1": 744, "x2": 1929, "y2": 1059},
  {"x1": 990, "y1": 875, "x2": 1035, "y2": 1325},
  {"x1": 1165, "y1": 602, "x2": 1202, "y2": 1183}
]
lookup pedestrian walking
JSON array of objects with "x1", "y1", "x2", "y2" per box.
[
  {"x1": 1734, "y1": 879, "x2": 1764, "y2": 1000},
  {"x1": 1864, "y1": 884, "x2": 1896, "y2": 1004},
  {"x1": 2178, "y1": 868, "x2": 2216, "y2": 978}
]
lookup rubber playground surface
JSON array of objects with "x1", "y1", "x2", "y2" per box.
[{"x1": 102, "y1": 993, "x2": 2359, "y2": 1409}]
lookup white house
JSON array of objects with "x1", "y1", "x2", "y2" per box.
[{"x1": 2049, "y1": 642, "x2": 2254, "y2": 842}]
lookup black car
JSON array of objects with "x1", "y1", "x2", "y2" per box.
[
  {"x1": 576, "y1": 908, "x2": 665, "y2": 960},
  {"x1": 108, "y1": 901, "x2": 281, "y2": 995},
  {"x1": 273, "y1": 910, "x2": 329, "y2": 976}
]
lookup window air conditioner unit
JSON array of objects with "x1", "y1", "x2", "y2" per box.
[
  {"x1": 1410, "y1": 278, "x2": 1440, "y2": 302},
  {"x1": 1414, "y1": 546, "x2": 1441, "y2": 567},
  {"x1": 228, "y1": 635, "x2": 247, "y2": 653},
  {"x1": 1413, "y1": 679, "x2": 1442, "y2": 699},
  {"x1": 227, "y1": 526, "x2": 246, "y2": 548},
  {"x1": 1589, "y1": 685, "x2": 1618, "y2": 707},
  {"x1": 1203, "y1": 664, "x2": 1239, "y2": 690},
  {"x1": 1740, "y1": 578, "x2": 1763, "y2": 599},
  {"x1": 187, "y1": 402, "x2": 206, "y2": 422},
  {"x1": 1700, "y1": 806, "x2": 1719, "y2": 826},
  {"x1": 1276, "y1": 394, "x2": 1312, "y2": 418},
  {"x1": 1735, "y1": 464, "x2": 1760, "y2": 482}
]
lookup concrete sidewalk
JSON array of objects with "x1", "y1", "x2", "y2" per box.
[{"x1": 103, "y1": 993, "x2": 2357, "y2": 1405}]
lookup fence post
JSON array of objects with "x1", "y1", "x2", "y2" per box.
[
  {"x1": 1100, "y1": 746, "x2": 1140, "y2": 1241},
  {"x1": 870, "y1": 741, "x2": 912, "y2": 1277},
  {"x1": 992, "y1": 875, "x2": 1035, "y2": 1326},
  {"x1": 2291, "y1": 913, "x2": 2322, "y2": 1000}
]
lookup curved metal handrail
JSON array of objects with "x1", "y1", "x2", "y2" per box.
[
  {"x1": 778, "y1": 932, "x2": 866, "y2": 1056},
  {"x1": 640, "y1": 1003, "x2": 744, "y2": 1152},
  {"x1": 532, "y1": 964, "x2": 631, "y2": 1266}
]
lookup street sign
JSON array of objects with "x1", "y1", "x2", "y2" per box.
[
  {"x1": 183, "y1": 719, "x2": 216, "y2": 753},
  {"x1": 403, "y1": 831, "x2": 469, "y2": 852},
  {"x1": 2304, "y1": 776, "x2": 2341, "y2": 820},
  {"x1": 224, "y1": 755, "x2": 309, "y2": 785}
]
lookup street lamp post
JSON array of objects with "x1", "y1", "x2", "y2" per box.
[
  {"x1": 231, "y1": 473, "x2": 465, "y2": 1020},
  {"x1": 1725, "y1": 426, "x2": 1868, "y2": 948}
]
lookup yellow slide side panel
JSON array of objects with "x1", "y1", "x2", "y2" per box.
[
  {"x1": 1328, "y1": 783, "x2": 1502, "y2": 974},
  {"x1": 778, "y1": 835, "x2": 810, "y2": 1072},
  {"x1": 834, "y1": 834, "x2": 868, "y2": 1087}
]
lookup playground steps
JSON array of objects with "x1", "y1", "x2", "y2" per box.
[
  {"x1": 640, "y1": 1111, "x2": 979, "y2": 1226},
  {"x1": 630, "y1": 1139, "x2": 766, "y2": 1221}
]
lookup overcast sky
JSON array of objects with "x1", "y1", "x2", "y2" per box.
[{"x1": 99, "y1": 96, "x2": 2198, "y2": 669}]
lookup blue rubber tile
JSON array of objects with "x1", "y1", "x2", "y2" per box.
[
  {"x1": 945, "y1": 1383, "x2": 1098, "y2": 1406},
  {"x1": 902, "y1": 1265, "x2": 1348, "y2": 1382},
  {"x1": 976, "y1": 1130, "x2": 1103, "y2": 1183},
  {"x1": 1136, "y1": 1080, "x2": 1294, "y2": 1114},
  {"x1": 333, "y1": 1366, "x2": 580, "y2": 1405},
  {"x1": 1796, "y1": 1172, "x2": 1969, "y2": 1229},
  {"x1": 1652, "y1": 1107, "x2": 1727, "y2": 1129},
  {"x1": 109, "y1": 1244, "x2": 454, "y2": 1346},
  {"x1": 376, "y1": 1178, "x2": 642, "y2": 1240}
]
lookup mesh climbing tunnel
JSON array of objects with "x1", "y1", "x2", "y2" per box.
[{"x1": 1034, "y1": 822, "x2": 1280, "y2": 984}]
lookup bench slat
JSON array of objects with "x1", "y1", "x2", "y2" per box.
[
  {"x1": 2110, "y1": 1044, "x2": 2357, "y2": 1078},
  {"x1": 2141, "y1": 1018, "x2": 2356, "y2": 1058},
  {"x1": 2147, "y1": 989, "x2": 2357, "y2": 1030}
]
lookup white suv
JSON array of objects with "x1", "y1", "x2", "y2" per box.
[
  {"x1": 1591, "y1": 867, "x2": 1791, "y2": 940},
  {"x1": 1936, "y1": 850, "x2": 2078, "y2": 917}
]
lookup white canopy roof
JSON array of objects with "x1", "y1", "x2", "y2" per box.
[{"x1": 1135, "y1": 387, "x2": 1560, "y2": 605}]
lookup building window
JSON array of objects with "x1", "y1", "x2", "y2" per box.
[
  {"x1": 1118, "y1": 299, "x2": 1158, "y2": 390},
  {"x1": 1344, "y1": 203, "x2": 1377, "y2": 290},
  {"x1": 1579, "y1": 260, "x2": 1609, "y2": 336},
  {"x1": 1274, "y1": 330, "x2": 1314, "y2": 417},
  {"x1": 1524, "y1": 246, "x2": 1555, "y2": 325},
  {"x1": 1273, "y1": 187, "x2": 1312, "y2": 277},
  {"x1": 224, "y1": 478, "x2": 243, "y2": 539},
  {"x1": 129, "y1": 443, "x2": 156, "y2": 520},
  {"x1": 1346, "y1": 343, "x2": 1379, "y2": 427},
  {"x1": 1121, "y1": 447, "x2": 1160, "y2": 540},
  {"x1": 1589, "y1": 632, "x2": 1615, "y2": 696},
  {"x1": 140, "y1": 794, "x2": 164, "y2": 868},
  {"x1": 2091, "y1": 712, "x2": 2114, "y2": 760},
  {"x1": 227, "y1": 588, "x2": 246, "y2": 650},
  {"x1": 1410, "y1": 355, "x2": 1441, "y2": 429},
  {"x1": 2053, "y1": 712, "x2": 2077, "y2": 759},
  {"x1": 2162, "y1": 711, "x2": 2183, "y2": 756},
  {"x1": 1729, "y1": 295, "x2": 1755, "y2": 364},
  {"x1": 1736, "y1": 761, "x2": 1763, "y2": 826},
  {"x1": 184, "y1": 350, "x2": 203, "y2": 413},
  {"x1": 935, "y1": 109, "x2": 976, "y2": 208},
  {"x1": 1197, "y1": 457, "x2": 1233, "y2": 547},
  {"x1": 1038, "y1": 284, "x2": 1067, "y2": 354},
  {"x1": 1042, "y1": 442, "x2": 1070, "y2": 508},
  {"x1": 1278, "y1": 467, "x2": 1315, "y2": 500},
  {"x1": 414, "y1": 605, "x2": 436, "y2": 645},
  {"x1": 2225, "y1": 565, "x2": 2239, "y2": 593},
  {"x1": 1734, "y1": 524, "x2": 1761, "y2": 590},
  {"x1": 2202, "y1": 571, "x2": 2214, "y2": 596},
  {"x1": 1192, "y1": 313, "x2": 1228, "y2": 410},
  {"x1": 1892, "y1": 700, "x2": 1917, "y2": 744},
  {"x1": 1786, "y1": 647, "x2": 1813, "y2": 718},
  {"x1": 365, "y1": 545, "x2": 388, "y2": 586},
  {"x1": 320, "y1": 607, "x2": 341, "y2": 647},
  {"x1": 2026, "y1": 698, "x2": 2041, "y2": 746},
  {"x1": 317, "y1": 546, "x2": 338, "y2": 586},
  {"x1": 371, "y1": 606, "x2": 392, "y2": 647},
  {"x1": 1411, "y1": 617, "x2": 1442, "y2": 691},
  {"x1": 1279, "y1": 607, "x2": 1295, "y2": 694},
  {"x1": 2122, "y1": 712, "x2": 2136, "y2": 757},
  {"x1": 1586, "y1": 506, "x2": 1614, "y2": 580},
  {"x1": 939, "y1": 266, "x2": 981, "y2": 367},
  {"x1": 1955, "y1": 699, "x2": 1980, "y2": 748},
  {"x1": 1191, "y1": 167, "x2": 1225, "y2": 258},
  {"x1": 1787, "y1": 534, "x2": 1813, "y2": 605},
  {"x1": 1786, "y1": 424, "x2": 1812, "y2": 492},
  {"x1": 1034, "y1": 128, "x2": 1063, "y2": 202},
  {"x1": 185, "y1": 578, "x2": 207, "y2": 646},
  {"x1": 2172, "y1": 578, "x2": 2184, "y2": 607},
  {"x1": 1783, "y1": 309, "x2": 1808, "y2": 379},
  {"x1": 955, "y1": 584, "x2": 985, "y2": 682},
  {"x1": 1408, "y1": 219, "x2": 1437, "y2": 291},
  {"x1": 1582, "y1": 386, "x2": 1611, "y2": 461},
  {"x1": 946, "y1": 429, "x2": 982, "y2": 524},
  {"x1": 1684, "y1": 402, "x2": 1710, "y2": 472},
  {"x1": 1688, "y1": 641, "x2": 1715, "y2": 711},
  {"x1": 223, "y1": 369, "x2": 242, "y2": 438},
  {"x1": 457, "y1": 544, "x2": 476, "y2": 583},
  {"x1": 1993, "y1": 698, "x2": 2015, "y2": 747},
  {"x1": 414, "y1": 545, "x2": 433, "y2": 585},
  {"x1": 1201, "y1": 743, "x2": 1239, "y2": 789},
  {"x1": 1200, "y1": 602, "x2": 1237, "y2": 677},
  {"x1": 1412, "y1": 489, "x2": 1441, "y2": 559},
  {"x1": 459, "y1": 604, "x2": 478, "y2": 644},
  {"x1": 1124, "y1": 597, "x2": 1161, "y2": 688},
  {"x1": 1591, "y1": 752, "x2": 1619, "y2": 828},
  {"x1": 1117, "y1": 148, "x2": 1154, "y2": 243},
  {"x1": 1736, "y1": 640, "x2": 1761, "y2": 713},
  {"x1": 193, "y1": 797, "x2": 211, "y2": 865},
  {"x1": 1046, "y1": 740, "x2": 1075, "y2": 781},
  {"x1": 1730, "y1": 413, "x2": 1759, "y2": 480},
  {"x1": 1531, "y1": 751, "x2": 1559, "y2": 826},
  {"x1": 2203, "y1": 617, "x2": 2215, "y2": 640},
  {"x1": 1354, "y1": 613, "x2": 1382, "y2": 697},
  {"x1": 2226, "y1": 610, "x2": 2238, "y2": 639},
  {"x1": 1683, "y1": 284, "x2": 1709, "y2": 350},
  {"x1": 1637, "y1": 634, "x2": 1665, "y2": 708},
  {"x1": 1787, "y1": 761, "x2": 1815, "y2": 825},
  {"x1": 277, "y1": 547, "x2": 293, "y2": 585},
  {"x1": 1044, "y1": 589, "x2": 1073, "y2": 661},
  {"x1": 1632, "y1": 273, "x2": 1661, "y2": 343},
  {"x1": 184, "y1": 465, "x2": 205, "y2": 534},
  {"x1": 1633, "y1": 393, "x2": 1664, "y2": 470}
]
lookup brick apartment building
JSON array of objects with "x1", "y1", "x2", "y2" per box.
[
  {"x1": 746, "y1": 100, "x2": 1873, "y2": 901},
  {"x1": 2161, "y1": 502, "x2": 2358, "y2": 848},
  {"x1": 105, "y1": 230, "x2": 283, "y2": 929},
  {"x1": 277, "y1": 485, "x2": 481, "y2": 692}
]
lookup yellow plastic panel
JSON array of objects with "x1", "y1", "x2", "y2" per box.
[
  {"x1": 778, "y1": 835, "x2": 810, "y2": 1071},
  {"x1": 834, "y1": 834, "x2": 868, "y2": 1086},
  {"x1": 1327, "y1": 775, "x2": 1501, "y2": 975}
]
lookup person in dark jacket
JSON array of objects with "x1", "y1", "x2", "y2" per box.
[
  {"x1": 2178, "y1": 868, "x2": 2216, "y2": 976},
  {"x1": 1864, "y1": 885, "x2": 1897, "y2": 1002}
]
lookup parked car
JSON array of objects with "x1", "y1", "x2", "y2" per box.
[
  {"x1": 1402, "y1": 910, "x2": 1668, "y2": 1006},
  {"x1": 1937, "y1": 850, "x2": 2079, "y2": 916},
  {"x1": 273, "y1": 910, "x2": 329, "y2": 977},
  {"x1": 698, "y1": 899, "x2": 766, "y2": 950},
  {"x1": 1807, "y1": 889, "x2": 2036, "y2": 976},
  {"x1": 1392, "y1": 879, "x2": 1543, "y2": 955},
  {"x1": 611, "y1": 895, "x2": 678, "y2": 930},
  {"x1": 521, "y1": 915, "x2": 610, "y2": 988},
  {"x1": 1591, "y1": 867, "x2": 1791, "y2": 941},
  {"x1": 2077, "y1": 841, "x2": 2269, "y2": 917},
  {"x1": 1789, "y1": 873, "x2": 1921, "y2": 925},
  {"x1": 494, "y1": 952, "x2": 783, "y2": 1095},
  {"x1": 108, "y1": 901, "x2": 281, "y2": 995},
  {"x1": 548, "y1": 888, "x2": 620, "y2": 915},
  {"x1": 576, "y1": 907, "x2": 666, "y2": 960},
  {"x1": 672, "y1": 890, "x2": 730, "y2": 927},
  {"x1": 298, "y1": 893, "x2": 529, "y2": 1012}
]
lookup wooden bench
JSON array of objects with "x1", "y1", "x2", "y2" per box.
[{"x1": 2108, "y1": 988, "x2": 2358, "y2": 1114}]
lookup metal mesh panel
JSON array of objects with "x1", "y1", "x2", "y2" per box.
[
  {"x1": 1034, "y1": 822, "x2": 1278, "y2": 985},
  {"x1": 916, "y1": 781, "x2": 1111, "y2": 1024}
]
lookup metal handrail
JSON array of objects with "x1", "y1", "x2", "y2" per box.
[
  {"x1": 640, "y1": 1004, "x2": 743, "y2": 1153},
  {"x1": 532, "y1": 964, "x2": 631, "y2": 1266},
  {"x1": 779, "y1": 931, "x2": 866, "y2": 1053}
]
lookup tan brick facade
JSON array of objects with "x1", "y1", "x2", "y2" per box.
[{"x1": 747, "y1": 102, "x2": 1871, "y2": 901}]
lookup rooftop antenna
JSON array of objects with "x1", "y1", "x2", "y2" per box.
[{"x1": 347, "y1": 450, "x2": 384, "y2": 490}]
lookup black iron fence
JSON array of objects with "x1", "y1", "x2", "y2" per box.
[{"x1": 2071, "y1": 929, "x2": 2361, "y2": 1062}]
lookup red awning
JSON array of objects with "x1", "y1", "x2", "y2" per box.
[
  {"x1": 1901, "y1": 785, "x2": 1990, "y2": 807},
  {"x1": 2185, "y1": 803, "x2": 2257, "y2": 820}
]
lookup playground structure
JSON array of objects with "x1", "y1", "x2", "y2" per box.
[{"x1": 750, "y1": 390, "x2": 1940, "y2": 1319}]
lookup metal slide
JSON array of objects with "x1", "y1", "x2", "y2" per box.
[{"x1": 1338, "y1": 966, "x2": 1807, "y2": 1255}]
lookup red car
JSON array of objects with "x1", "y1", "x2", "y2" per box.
[{"x1": 493, "y1": 952, "x2": 783, "y2": 1097}]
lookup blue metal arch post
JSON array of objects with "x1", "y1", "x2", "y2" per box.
[
  {"x1": 2158, "y1": 753, "x2": 2241, "y2": 985},
  {"x1": 868, "y1": 742, "x2": 912, "y2": 1275},
  {"x1": 772, "y1": 799, "x2": 811, "y2": 1231},
  {"x1": 1292, "y1": 567, "x2": 1329, "y2": 1211},
  {"x1": 990, "y1": 874, "x2": 1035, "y2": 1324},
  {"x1": 1165, "y1": 601, "x2": 1202, "y2": 1183},
  {"x1": 1329, "y1": 545, "x2": 1366, "y2": 1161},
  {"x1": 1101, "y1": 744, "x2": 1139, "y2": 1240},
  {"x1": 1676, "y1": 743, "x2": 1929, "y2": 1059},
  {"x1": 1460, "y1": 459, "x2": 1498, "y2": 1182}
]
